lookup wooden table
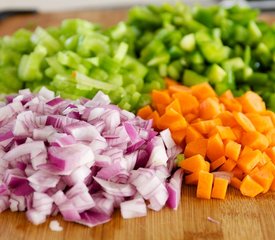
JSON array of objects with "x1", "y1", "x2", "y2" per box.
[{"x1": 0, "y1": 8, "x2": 275, "y2": 240}]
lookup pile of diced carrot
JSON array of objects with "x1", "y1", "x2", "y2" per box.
[{"x1": 137, "y1": 78, "x2": 275, "y2": 199}]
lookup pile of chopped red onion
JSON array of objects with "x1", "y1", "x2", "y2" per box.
[{"x1": 0, "y1": 87, "x2": 184, "y2": 227}]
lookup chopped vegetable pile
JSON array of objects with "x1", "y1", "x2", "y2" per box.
[
  {"x1": 0, "y1": 20, "x2": 158, "y2": 112},
  {"x1": 138, "y1": 79, "x2": 275, "y2": 198},
  {"x1": 0, "y1": 2, "x2": 275, "y2": 228},
  {"x1": 0, "y1": 88, "x2": 182, "y2": 226},
  {"x1": 1, "y1": 3, "x2": 275, "y2": 111},
  {"x1": 125, "y1": 3, "x2": 275, "y2": 110}
]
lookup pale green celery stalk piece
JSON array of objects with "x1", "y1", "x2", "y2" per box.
[
  {"x1": 73, "y1": 71, "x2": 116, "y2": 91},
  {"x1": 18, "y1": 45, "x2": 47, "y2": 81},
  {"x1": 31, "y1": 27, "x2": 61, "y2": 54},
  {"x1": 114, "y1": 42, "x2": 129, "y2": 62}
]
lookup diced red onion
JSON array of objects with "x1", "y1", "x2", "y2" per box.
[
  {"x1": 120, "y1": 198, "x2": 147, "y2": 219},
  {"x1": 0, "y1": 88, "x2": 182, "y2": 228},
  {"x1": 166, "y1": 168, "x2": 184, "y2": 210}
]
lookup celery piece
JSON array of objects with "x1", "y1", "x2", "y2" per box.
[
  {"x1": 0, "y1": 66, "x2": 23, "y2": 91},
  {"x1": 77, "y1": 33, "x2": 110, "y2": 57},
  {"x1": 73, "y1": 71, "x2": 116, "y2": 92},
  {"x1": 31, "y1": 27, "x2": 61, "y2": 54},
  {"x1": 18, "y1": 45, "x2": 47, "y2": 81},
  {"x1": 7, "y1": 29, "x2": 33, "y2": 53},
  {"x1": 61, "y1": 19, "x2": 100, "y2": 36},
  {"x1": 98, "y1": 55, "x2": 120, "y2": 74},
  {"x1": 57, "y1": 51, "x2": 82, "y2": 69},
  {"x1": 63, "y1": 35, "x2": 79, "y2": 51},
  {"x1": 180, "y1": 33, "x2": 196, "y2": 52},
  {"x1": 182, "y1": 69, "x2": 208, "y2": 86},
  {"x1": 114, "y1": 42, "x2": 128, "y2": 62},
  {"x1": 207, "y1": 64, "x2": 227, "y2": 83},
  {"x1": 46, "y1": 56, "x2": 68, "y2": 76}
]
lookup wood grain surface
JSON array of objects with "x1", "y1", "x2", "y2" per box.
[{"x1": 0, "y1": 8, "x2": 275, "y2": 240}]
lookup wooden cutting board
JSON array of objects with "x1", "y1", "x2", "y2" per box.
[{"x1": 0, "y1": 8, "x2": 275, "y2": 240}]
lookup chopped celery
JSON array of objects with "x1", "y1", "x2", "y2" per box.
[{"x1": 18, "y1": 45, "x2": 47, "y2": 81}]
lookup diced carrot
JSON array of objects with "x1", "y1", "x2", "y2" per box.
[
  {"x1": 191, "y1": 119, "x2": 222, "y2": 135},
  {"x1": 169, "y1": 85, "x2": 191, "y2": 94},
  {"x1": 240, "y1": 175, "x2": 264, "y2": 197},
  {"x1": 178, "y1": 154, "x2": 209, "y2": 173},
  {"x1": 246, "y1": 113, "x2": 273, "y2": 133},
  {"x1": 191, "y1": 82, "x2": 217, "y2": 102},
  {"x1": 237, "y1": 150, "x2": 262, "y2": 173},
  {"x1": 230, "y1": 177, "x2": 242, "y2": 189},
  {"x1": 238, "y1": 91, "x2": 266, "y2": 113},
  {"x1": 172, "y1": 92, "x2": 199, "y2": 114},
  {"x1": 205, "y1": 161, "x2": 210, "y2": 172},
  {"x1": 219, "y1": 158, "x2": 237, "y2": 172},
  {"x1": 220, "y1": 90, "x2": 234, "y2": 99},
  {"x1": 251, "y1": 167, "x2": 274, "y2": 193},
  {"x1": 265, "y1": 147, "x2": 275, "y2": 164},
  {"x1": 241, "y1": 131, "x2": 269, "y2": 151},
  {"x1": 240, "y1": 146, "x2": 253, "y2": 158},
  {"x1": 220, "y1": 93, "x2": 242, "y2": 112},
  {"x1": 215, "y1": 126, "x2": 236, "y2": 141},
  {"x1": 266, "y1": 129, "x2": 275, "y2": 147},
  {"x1": 231, "y1": 127, "x2": 243, "y2": 143},
  {"x1": 224, "y1": 140, "x2": 241, "y2": 161},
  {"x1": 184, "y1": 113, "x2": 198, "y2": 123},
  {"x1": 196, "y1": 171, "x2": 214, "y2": 199},
  {"x1": 155, "y1": 103, "x2": 167, "y2": 116},
  {"x1": 199, "y1": 97, "x2": 221, "y2": 120},
  {"x1": 270, "y1": 179, "x2": 275, "y2": 191},
  {"x1": 147, "y1": 111, "x2": 160, "y2": 129},
  {"x1": 258, "y1": 152, "x2": 271, "y2": 167},
  {"x1": 262, "y1": 110, "x2": 275, "y2": 126},
  {"x1": 184, "y1": 138, "x2": 208, "y2": 158},
  {"x1": 165, "y1": 77, "x2": 179, "y2": 87},
  {"x1": 211, "y1": 177, "x2": 229, "y2": 199},
  {"x1": 137, "y1": 80, "x2": 275, "y2": 197},
  {"x1": 152, "y1": 90, "x2": 171, "y2": 105},
  {"x1": 172, "y1": 129, "x2": 186, "y2": 145},
  {"x1": 231, "y1": 166, "x2": 245, "y2": 180},
  {"x1": 261, "y1": 161, "x2": 275, "y2": 175},
  {"x1": 137, "y1": 105, "x2": 153, "y2": 119},
  {"x1": 185, "y1": 126, "x2": 204, "y2": 144},
  {"x1": 233, "y1": 111, "x2": 256, "y2": 132},
  {"x1": 206, "y1": 134, "x2": 224, "y2": 162},
  {"x1": 218, "y1": 111, "x2": 238, "y2": 127},
  {"x1": 157, "y1": 108, "x2": 187, "y2": 131},
  {"x1": 210, "y1": 156, "x2": 226, "y2": 171},
  {"x1": 185, "y1": 171, "x2": 200, "y2": 185},
  {"x1": 165, "y1": 98, "x2": 182, "y2": 115}
]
